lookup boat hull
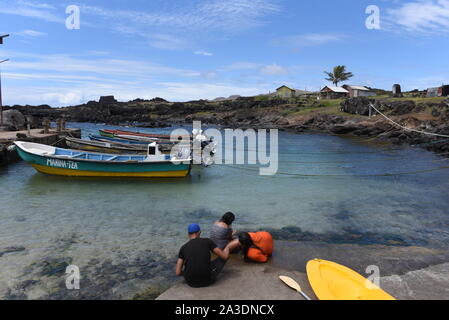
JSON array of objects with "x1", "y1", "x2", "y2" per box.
[
  {"x1": 90, "y1": 134, "x2": 151, "y2": 145},
  {"x1": 31, "y1": 164, "x2": 189, "y2": 177},
  {"x1": 89, "y1": 135, "x2": 182, "y2": 152},
  {"x1": 99, "y1": 129, "x2": 191, "y2": 141},
  {"x1": 66, "y1": 139, "x2": 146, "y2": 155},
  {"x1": 99, "y1": 129, "x2": 173, "y2": 140},
  {"x1": 16, "y1": 144, "x2": 191, "y2": 178}
]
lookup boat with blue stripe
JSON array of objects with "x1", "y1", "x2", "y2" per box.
[
  {"x1": 14, "y1": 141, "x2": 192, "y2": 178},
  {"x1": 89, "y1": 134, "x2": 153, "y2": 145}
]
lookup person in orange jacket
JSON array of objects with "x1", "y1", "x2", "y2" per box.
[{"x1": 228, "y1": 231, "x2": 273, "y2": 263}]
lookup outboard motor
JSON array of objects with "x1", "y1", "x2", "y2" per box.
[{"x1": 191, "y1": 130, "x2": 216, "y2": 166}]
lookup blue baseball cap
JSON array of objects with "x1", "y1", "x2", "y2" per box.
[{"x1": 188, "y1": 223, "x2": 201, "y2": 233}]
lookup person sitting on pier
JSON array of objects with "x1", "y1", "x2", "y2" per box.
[
  {"x1": 209, "y1": 212, "x2": 237, "y2": 250},
  {"x1": 176, "y1": 223, "x2": 231, "y2": 288},
  {"x1": 227, "y1": 231, "x2": 273, "y2": 263}
]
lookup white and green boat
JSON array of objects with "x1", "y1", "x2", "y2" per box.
[{"x1": 14, "y1": 141, "x2": 192, "y2": 178}]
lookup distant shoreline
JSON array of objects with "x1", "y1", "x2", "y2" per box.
[{"x1": 4, "y1": 96, "x2": 449, "y2": 157}]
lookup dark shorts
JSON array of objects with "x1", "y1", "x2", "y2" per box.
[
  {"x1": 209, "y1": 258, "x2": 227, "y2": 284},
  {"x1": 185, "y1": 258, "x2": 227, "y2": 288}
]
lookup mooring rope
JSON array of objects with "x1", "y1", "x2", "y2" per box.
[
  {"x1": 224, "y1": 164, "x2": 449, "y2": 177},
  {"x1": 370, "y1": 103, "x2": 449, "y2": 138},
  {"x1": 50, "y1": 137, "x2": 66, "y2": 146}
]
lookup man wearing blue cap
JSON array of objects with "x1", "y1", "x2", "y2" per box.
[{"x1": 176, "y1": 223, "x2": 231, "y2": 288}]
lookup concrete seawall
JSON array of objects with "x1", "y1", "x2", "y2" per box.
[{"x1": 0, "y1": 128, "x2": 81, "y2": 166}]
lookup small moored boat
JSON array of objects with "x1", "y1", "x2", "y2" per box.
[
  {"x1": 14, "y1": 141, "x2": 192, "y2": 178},
  {"x1": 88, "y1": 134, "x2": 181, "y2": 151},
  {"x1": 66, "y1": 137, "x2": 147, "y2": 154},
  {"x1": 99, "y1": 129, "x2": 187, "y2": 140},
  {"x1": 89, "y1": 134, "x2": 151, "y2": 145}
]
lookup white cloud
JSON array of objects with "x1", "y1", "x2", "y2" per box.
[
  {"x1": 87, "y1": 50, "x2": 110, "y2": 56},
  {"x1": 197, "y1": 0, "x2": 281, "y2": 31},
  {"x1": 0, "y1": 0, "x2": 62, "y2": 23},
  {"x1": 41, "y1": 91, "x2": 84, "y2": 105},
  {"x1": 224, "y1": 61, "x2": 290, "y2": 77},
  {"x1": 147, "y1": 34, "x2": 191, "y2": 50},
  {"x1": 15, "y1": 29, "x2": 47, "y2": 37},
  {"x1": 194, "y1": 50, "x2": 214, "y2": 56},
  {"x1": 201, "y1": 71, "x2": 218, "y2": 79},
  {"x1": 3, "y1": 72, "x2": 138, "y2": 85},
  {"x1": 15, "y1": 0, "x2": 55, "y2": 10},
  {"x1": 82, "y1": 0, "x2": 279, "y2": 32},
  {"x1": 0, "y1": 50, "x2": 273, "y2": 106},
  {"x1": 112, "y1": 25, "x2": 191, "y2": 51},
  {"x1": 3, "y1": 81, "x2": 270, "y2": 106},
  {"x1": 274, "y1": 33, "x2": 346, "y2": 48},
  {"x1": 152, "y1": 81, "x2": 268, "y2": 100},
  {"x1": 386, "y1": 0, "x2": 449, "y2": 33},
  {"x1": 260, "y1": 63, "x2": 288, "y2": 76},
  {"x1": 2, "y1": 51, "x2": 202, "y2": 78}
]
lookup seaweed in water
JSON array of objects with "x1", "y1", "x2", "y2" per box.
[
  {"x1": 183, "y1": 208, "x2": 216, "y2": 221},
  {"x1": 261, "y1": 226, "x2": 425, "y2": 247},
  {"x1": 40, "y1": 257, "x2": 73, "y2": 276},
  {"x1": 31, "y1": 254, "x2": 178, "y2": 300}
]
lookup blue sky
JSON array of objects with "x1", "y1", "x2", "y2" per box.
[{"x1": 0, "y1": 0, "x2": 449, "y2": 106}]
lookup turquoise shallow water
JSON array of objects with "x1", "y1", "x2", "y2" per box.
[{"x1": 1, "y1": 122, "x2": 449, "y2": 298}]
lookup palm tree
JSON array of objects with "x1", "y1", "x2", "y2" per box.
[{"x1": 324, "y1": 66, "x2": 354, "y2": 87}]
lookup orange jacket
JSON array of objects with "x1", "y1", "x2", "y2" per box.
[{"x1": 247, "y1": 232, "x2": 273, "y2": 263}]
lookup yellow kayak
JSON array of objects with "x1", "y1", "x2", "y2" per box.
[{"x1": 306, "y1": 259, "x2": 396, "y2": 300}]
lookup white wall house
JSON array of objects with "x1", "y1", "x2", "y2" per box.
[{"x1": 342, "y1": 85, "x2": 376, "y2": 98}]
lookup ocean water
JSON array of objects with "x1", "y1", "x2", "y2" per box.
[{"x1": 1, "y1": 122, "x2": 449, "y2": 298}]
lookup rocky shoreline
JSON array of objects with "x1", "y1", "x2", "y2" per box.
[
  {"x1": 5, "y1": 96, "x2": 449, "y2": 156},
  {"x1": 292, "y1": 97, "x2": 449, "y2": 153}
]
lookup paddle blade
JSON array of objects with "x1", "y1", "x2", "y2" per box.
[{"x1": 279, "y1": 276, "x2": 301, "y2": 292}]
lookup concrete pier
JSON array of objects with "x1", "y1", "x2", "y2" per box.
[{"x1": 0, "y1": 128, "x2": 81, "y2": 165}]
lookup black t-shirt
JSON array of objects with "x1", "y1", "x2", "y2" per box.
[{"x1": 178, "y1": 238, "x2": 217, "y2": 288}]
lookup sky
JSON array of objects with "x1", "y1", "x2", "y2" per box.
[{"x1": 0, "y1": 0, "x2": 449, "y2": 106}]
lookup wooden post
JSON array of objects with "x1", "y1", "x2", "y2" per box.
[
  {"x1": 43, "y1": 118, "x2": 50, "y2": 134},
  {"x1": 56, "y1": 119, "x2": 62, "y2": 132},
  {"x1": 26, "y1": 115, "x2": 32, "y2": 136}
]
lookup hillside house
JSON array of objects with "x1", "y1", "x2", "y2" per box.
[
  {"x1": 276, "y1": 86, "x2": 310, "y2": 98},
  {"x1": 342, "y1": 85, "x2": 375, "y2": 98},
  {"x1": 427, "y1": 85, "x2": 449, "y2": 97},
  {"x1": 320, "y1": 86, "x2": 349, "y2": 99}
]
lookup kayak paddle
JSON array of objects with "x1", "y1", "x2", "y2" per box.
[{"x1": 279, "y1": 275, "x2": 312, "y2": 300}]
